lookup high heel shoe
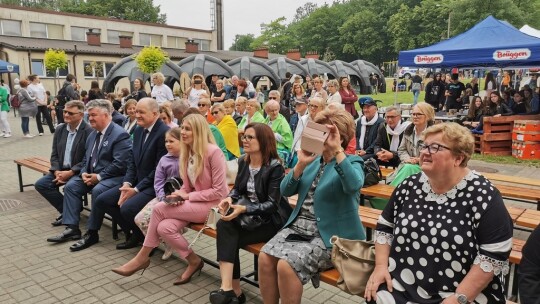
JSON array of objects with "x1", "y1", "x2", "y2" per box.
[
  {"x1": 173, "y1": 260, "x2": 204, "y2": 285},
  {"x1": 111, "y1": 259, "x2": 150, "y2": 277}
]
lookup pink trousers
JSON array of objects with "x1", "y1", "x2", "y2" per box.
[{"x1": 143, "y1": 200, "x2": 215, "y2": 258}]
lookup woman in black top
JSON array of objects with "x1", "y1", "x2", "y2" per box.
[
  {"x1": 128, "y1": 78, "x2": 148, "y2": 101},
  {"x1": 87, "y1": 80, "x2": 104, "y2": 101},
  {"x1": 211, "y1": 79, "x2": 226, "y2": 104}
]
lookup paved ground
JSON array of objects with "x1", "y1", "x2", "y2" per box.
[{"x1": 0, "y1": 114, "x2": 534, "y2": 303}]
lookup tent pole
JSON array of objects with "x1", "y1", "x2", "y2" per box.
[{"x1": 394, "y1": 65, "x2": 399, "y2": 106}]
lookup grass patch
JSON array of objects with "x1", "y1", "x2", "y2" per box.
[{"x1": 471, "y1": 154, "x2": 540, "y2": 168}]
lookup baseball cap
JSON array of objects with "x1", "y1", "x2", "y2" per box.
[{"x1": 358, "y1": 97, "x2": 380, "y2": 108}]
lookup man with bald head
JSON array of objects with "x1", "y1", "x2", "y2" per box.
[{"x1": 70, "y1": 98, "x2": 169, "y2": 251}]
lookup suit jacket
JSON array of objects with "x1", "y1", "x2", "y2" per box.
[
  {"x1": 81, "y1": 122, "x2": 132, "y2": 185},
  {"x1": 49, "y1": 120, "x2": 93, "y2": 174},
  {"x1": 281, "y1": 155, "x2": 366, "y2": 248},
  {"x1": 180, "y1": 144, "x2": 229, "y2": 205},
  {"x1": 123, "y1": 119, "x2": 169, "y2": 195},
  {"x1": 355, "y1": 116, "x2": 385, "y2": 155}
]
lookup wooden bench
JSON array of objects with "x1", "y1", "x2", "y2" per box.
[
  {"x1": 362, "y1": 180, "x2": 540, "y2": 210},
  {"x1": 515, "y1": 209, "x2": 540, "y2": 229},
  {"x1": 478, "y1": 114, "x2": 540, "y2": 155},
  {"x1": 14, "y1": 156, "x2": 119, "y2": 239},
  {"x1": 481, "y1": 172, "x2": 540, "y2": 188},
  {"x1": 14, "y1": 156, "x2": 51, "y2": 192}
]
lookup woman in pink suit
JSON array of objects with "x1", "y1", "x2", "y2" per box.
[{"x1": 111, "y1": 114, "x2": 229, "y2": 285}]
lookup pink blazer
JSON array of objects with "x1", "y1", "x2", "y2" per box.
[{"x1": 181, "y1": 144, "x2": 229, "y2": 204}]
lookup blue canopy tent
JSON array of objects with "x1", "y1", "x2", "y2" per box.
[
  {"x1": 398, "y1": 16, "x2": 540, "y2": 68},
  {"x1": 0, "y1": 60, "x2": 19, "y2": 73}
]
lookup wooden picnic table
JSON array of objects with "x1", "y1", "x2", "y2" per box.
[
  {"x1": 481, "y1": 172, "x2": 540, "y2": 188},
  {"x1": 515, "y1": 209, "x2": 540, "y2": 229}
]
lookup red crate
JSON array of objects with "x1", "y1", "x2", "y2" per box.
[
  {"x1": 513, "y1": 120, "x2": 540, "y2": 132},
  {"x1": 512, "y1": 131, "x2": 540, "y2": 141},
  {"x1": 512, "y1": 140, "x2": 540, "y2": 159}
]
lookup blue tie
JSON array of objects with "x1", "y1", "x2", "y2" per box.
[{"x1": 88, "y1": 132, "x2": 102, "y2": 173}]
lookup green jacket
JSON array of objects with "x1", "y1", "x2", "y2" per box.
[
  {"x1": 209, "y1": 124, "x2": 228, "y2": 159},
  {"x1": 281, "y1": 155, "x2": 366, "y2": 248},
  {"x1": 238, "y1": 111, "x2": 265, "y2": 130},
  {"x1": 264, "y1": 113, "x2": 293, "y2": 152},
  {"x1": 0, "y1": 86, "x2": 9, "y2": 112}
]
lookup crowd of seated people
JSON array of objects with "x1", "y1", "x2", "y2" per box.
[{"x1": 33, "y1": 72, "x2": 539, "y2": 304}]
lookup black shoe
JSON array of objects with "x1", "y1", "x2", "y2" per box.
[
  {"x1": 237, "y1": 293, "x2": 246, "y2": 304},
  {"x1": 51, "y1": 215, "x2": 63, "y2": 226},
  {"x1": 209, "y1": 289, "x2": 240, "y2": 304},
  {"x1": 69, "y1": 231, "x2": 99, "y2": 251},
  {"x1": 116, "y1": 235, "x2": 142, "y2": 250},
  {"x1": 47, "y1": 227, "x2": 81, "y2": 243}
]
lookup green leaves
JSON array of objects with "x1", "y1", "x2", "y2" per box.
[
  {"x1": 229, "y1": 34, "x2": 256, "y2": 51},
  {"x1": 134, "y1": 46, "x2": 169, "y2": 74},
  {"x1": 44, "y1": 49, "x2": 68, "y2": 73}
]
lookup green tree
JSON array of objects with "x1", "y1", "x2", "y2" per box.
[
  {"x1": 293, "y1": 2, "x2": 318, "y2": 22},
  {"x1": 134, "y1": 46, "x2": 169, "y2": 74},
  {"x1": 250, "y1": 17, "x2": 296, "y2": 54},
  {"x1": 44, "y1": 49, "x2": 68, "y2": 91},
  {"x1": 229, "y1": 34, "x2": 255, "y2": 51}
]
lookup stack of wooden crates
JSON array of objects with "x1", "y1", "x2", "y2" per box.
[{"x1": 512, "y1": 120, "x2": 540, "y2": 159}]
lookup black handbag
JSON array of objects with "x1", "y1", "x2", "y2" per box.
[
  {"x1": 233, "y1": 195, "x2": 270, "y2": 231},
  {"x1": 362, "y1": 158, "x2": 382, "y2": 187},
  {"x1": 163, "y1": 176, "x2": 183, "y2": 196}
]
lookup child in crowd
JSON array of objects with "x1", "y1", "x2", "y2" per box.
[{"x1": 134, "y1": 127, "x2": 181, "y2": 260}]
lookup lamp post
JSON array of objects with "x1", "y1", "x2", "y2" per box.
[{"x1": 447, "y1": 11, "x2": 452, "y2": 39}]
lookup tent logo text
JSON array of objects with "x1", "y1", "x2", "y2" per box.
[
  {"x1": 414, "y1": 54, "x2": 444, "y2": 64},
  {"x1": 493, "y1": 48, "x2": 531, "y2": 61}
]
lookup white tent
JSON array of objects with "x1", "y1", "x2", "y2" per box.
[{"x1": 520, "y1": 25, "x2": 540, "y2": 38}]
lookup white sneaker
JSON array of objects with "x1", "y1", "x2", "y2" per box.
[
  {"x1": 39, "y1": 133, "x2": 44, "y2": 136},
  {"x1": 161, "y1": 243, "x2": 174, "y2": 260},
  {"x1": 3, "y1": 133, "x2": 11, "y2": 138},
  {"x1": 24, "y1": 134, "x2": 34, "y2": 138}
]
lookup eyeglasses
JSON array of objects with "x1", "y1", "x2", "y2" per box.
[
  {"x1": 198, "y1": 103, "x2": 208, "y2": 107},
  {"x1": 63, "y1": 110, "x2": 82, "y2": 116},
  {"x1": 308, "y1": 104, "x2": 319, "y2": 109},
  {"x1": 385, "y1": 115, "x2": 399, "y2": 119},
  {"x1": 411, "y1": 112, "x2": 425, "y2": 117},
  {"x1": 211, "y1": 111, "x2": 220, "y2": 115},
  {"x1": 419, "y1": 143, "x2": 450, "y2": 155},
  {"x1": 241, "y1": 135, "x2": 255, "y2": 142},
  {"x1": 268, "y1": 97, "x2": 278, "y2": 100}
]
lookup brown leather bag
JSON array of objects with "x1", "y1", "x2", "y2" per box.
[{"x1": 330, "y1": 236, "x2": 376, "y2": 295}]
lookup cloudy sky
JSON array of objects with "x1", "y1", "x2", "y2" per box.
[{"x1": 154, "y1": 0, "x2": 331, "y2": 49}]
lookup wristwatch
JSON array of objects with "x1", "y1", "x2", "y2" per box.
[{"x1": 455, "y1": 293, "x2": 468, "y2": 304}]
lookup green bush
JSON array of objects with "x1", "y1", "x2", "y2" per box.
[{"x1": 134, "y1": 46, "x2": 169, "y2": 74}]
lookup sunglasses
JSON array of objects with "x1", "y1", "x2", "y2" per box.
[
  {"x1": 198, "y1": 103, "x2": 208, "y2": 107},
  {"x1": 212, "y1": 111, "x2": 220, "y2": 115},
  {"x1": 268, "y1": 97, "x2": 278, "y2": 100},
  {"x1": 63, "y1": 110, "x2": 81, "y2": 116}
]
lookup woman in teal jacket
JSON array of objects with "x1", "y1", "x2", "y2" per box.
[
  {"x1": 0, "y1": 85, "x2": 11, "y2": 137},
  {"x1": 258, "y1": 108, "x2": 366, "y2": 304}
]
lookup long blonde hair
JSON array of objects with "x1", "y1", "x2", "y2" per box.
[{"x1": 179, "y1": 114, "x2": 216, "y2": 182}]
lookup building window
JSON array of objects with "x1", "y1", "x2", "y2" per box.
[
  {"x1": 29, "y1": 22, "x2": 64, "y2": 39},
  {"x1": 193, "y1": 39, "x2": 210, "y2": 51},
  {"x1": 0, "y1": 19, "x2": 22, "y2": 36},
  {"x1": 140, "y1": 33, "x2": 162, "y2": 46},
  {"x1": 84, "y1": 61, "x2": 115, "y2": 78},
  {"x1": 108, "y1": 30, "x2": 120, "y2": 44},
  {"x1": 71, "y1": 27, "x2": 86, "y2": 41},
  {"x1": 167, "y1": 36, "x2": 188, "y2": 49},
  {"x1": 31, "y1": 59, "x2": 69, "y2": 77}
]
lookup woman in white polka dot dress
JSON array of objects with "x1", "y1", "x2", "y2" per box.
[{"x1": 365, "y1": 123, "x2": 513, "y2": 304}]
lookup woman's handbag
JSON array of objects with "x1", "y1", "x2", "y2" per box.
[
  {"x1": 163, "y1": 176, "x2": 183, "y2": 196},
  {"x1": 330, "y1": 236, "x2": 375, "y2": 296},
  {"x1": 363, "y1": 158, "x2": 382, "y2": 187},
  {"x1": 233, "y1": 195, "x2": 269, "y2": 231},
  {"x1": 188, "y1": 207, "x2": 221, "y2": 249}
]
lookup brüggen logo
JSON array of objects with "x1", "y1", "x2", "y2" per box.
[
  {"x1": 414, "y1": 54, "x2": 444, "y2": 64},
  {"x1": 493, "y1": 49, "x2": 531, "y2": 61}
]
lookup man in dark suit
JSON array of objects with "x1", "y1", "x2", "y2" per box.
[
  {"x1": 35, "y1": 100, "x2": 93, "y2": 226},
  {"x1": 46, "y1": 99, "x2": 132, "y2": 244},
  {"x1": 69, "y1": 98, "x2": 168, "y2": 251}
]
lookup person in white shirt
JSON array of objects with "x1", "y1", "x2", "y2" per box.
[
  {"x1": 150, "y1": 72, "x2": 174, "y2": 105},
  {"x1": 185, "y1": 74, "x2": 209, "y2": 108},
  {"x1": 28, "y1": 74, "x2": 55, "y2": 135}
]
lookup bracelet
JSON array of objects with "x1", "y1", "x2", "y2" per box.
[{"x1": 334, "y1": 149, "x2": 344, "y2": 156}]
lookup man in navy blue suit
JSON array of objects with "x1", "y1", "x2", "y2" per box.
[
  {"x1": 47, "y1": 99, "x2": 132, "y2": 245},
  {"x1": 69, "y1": 98, "x2": 169, "y2": 251}
]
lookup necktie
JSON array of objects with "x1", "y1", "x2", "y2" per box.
[
  {"x1": 143, "y1": 129, "x2": 149, "y2": 144},
  {"x1": 88, "y1": 132, "x2": 102, "y2": 173}
]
